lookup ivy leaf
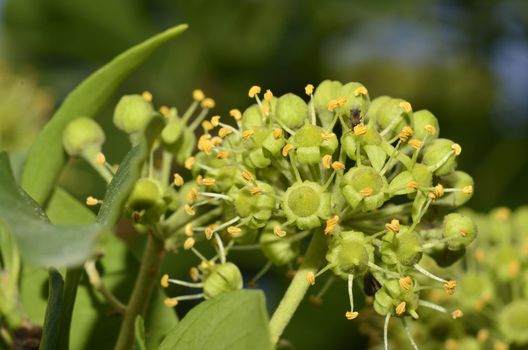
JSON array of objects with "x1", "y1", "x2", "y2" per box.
[
  {"x1": 20, "y1": 24, "x2": 188, "y2": 205},
  {"x1": 0, "y1": 152, "x2": 103, "y2": 267},
  {"x1": 159, "y1": 290, "x2": 273, "y2": 350}
]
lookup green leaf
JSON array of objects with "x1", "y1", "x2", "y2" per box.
[
  {"x1": 134, "y1": 316, "x2": 147, "y2": 350},
  {"x1": 0, "y1": 152, "x2": 103, "y2": 267},
  {"x1": 20, "y1": 24, "x2": 188, "y2": 205},
  {"x1": 159, "y1": 290, "x2": 273, "y2": 350},
  {"x1": 96, "y1": 115, "x2": 165, "y2": 227},
  {"x1": 39, "y1": 269, "x2": 64, "y2": 350}
]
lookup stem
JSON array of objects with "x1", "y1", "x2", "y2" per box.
[
  {"x1": 57, "y1": 267, "x2": 83, "y2": 350},
  {"x1": 114, "y1": 235, "x2": 164, "y2": 350},
  {"x1": 269, "y1": 233, "x2": 328, "y2": 343}
]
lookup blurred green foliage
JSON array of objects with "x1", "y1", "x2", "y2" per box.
[{"x1": 2, "y1": 1, "x2": 528, "y2": 348}]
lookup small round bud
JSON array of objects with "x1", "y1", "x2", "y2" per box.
[
  {"x1": 498, "y1": 301, "x2": 528, "y2": 345},
  {"x1": 437, "y1": 171, "x2": 474, "y2": 207},
  {"x1": 443, "y1": 213, "x2": 477, "y2": 250},
  {"x1": 326, "y1": 230, "x2": 374, "y2": 279},
  {"x1": 282, "y1": 181, "x2": 331, "y2": 230},
  {"x1": 233, "y1": 181, "x2": 276, "y2": 228},
  {"x1": 313, "y1": 80, "x2": 343, "y2": 127},
  {"x1": 275, "y1": 93, "x2": 308, "y2": 130},
  {"x1": 422, "y1": 138, "x2": 459, "y2": 176},
  {"x1": 341, "y1": 167, "x2": 388, "y2": 211},
  {"x1": 126, "y1": 178, "x2": 165, "y2": 211},
  {"x1": 203, "y1": 262, "x2": 243, "y2": 299},
  {"x1": 113, "y1": 94, "x2": 155, "y2": 134},
  {"x1": 381, "y1": 226, "x2": 423, "y2": 266},
  {"x1": 62, "y1": 117, "x2": 105, "y2": 156},
  {"x1": 372, "y1": 98, "x2": 413, "y2": 139},
  {"x1": 412, "y1": 110, "x2": 440, "y2": 140}
]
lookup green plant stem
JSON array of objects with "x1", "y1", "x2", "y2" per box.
[
  {"x1": 114, "y1": 234, "x2": 164, "y2": 350},
  {"x1": 269, "y1": 233, "x2": 328, "y2": 343},
  {"x1": 57, "y1": 267, "x2": 83, "y2": 350}
]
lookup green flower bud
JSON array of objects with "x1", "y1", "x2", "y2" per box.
[
  {"x1": 203, "y1": 262, "x2": 243, "y2": 299},
  {"x1": 456, "y1": 272, "x2": 494, "y2": 312},
  {"x1": 373, "y1": 279, "x2": 419, "y2": 318},
  {"x1": 233, "y1": 181, "x2": 276, "y2": 228},
  {"x1": 313, "y1": 80, "x2": 342, "y2": 127},
  {"x1": 498, "y1": 301, "x2": 528, "y2": 345},
  {"x1": 443, "y1": 213, "x2": 477, "y2": 251},
  {"x1": 371, "y1": 98, "x2": 413, "y2": 139},
  {"x1": 127, "y1": 178, "x2": 165, "y2": 211},
  {"x1": 422, "y1": 138, "x2": 458, "y2": 176},
  {"x1": 341, "y1": 167, "x2": 388, "y2": 211},
  {"x1": 366, "y1": 96, "x2": 391, "y2": 123},
  {"x1": 242, "y1": 104, "x2": 265, "y2": 129},
  {"x1": 436, "y1": 171, "x2": 474, "y2": 208},
  {"x1": 326, "y1": 230, "x2": 374, "y2": 279},
  {"x1": 381, "y1": 226, "x2": 423, "y2": 266},
  {"x1": 259, "y1": 222, "x2": 300, "y2": 266},
  {"x1": 261, "y1": 126, "x2": 286, "y2": 157},
  {"x1": 62, "y1": 117, "x2": 105, "y2": 156},
  {"x1": 282, "y1": 181, "x2": 331, "y2": 230},
  {"x1": 292, "y1": 124, "x2": 324, "y2": 165},
  {"x1": 113, "y1": 94, "x2": 155, "y2": 134},
  {"x1": 412, "y1": 110, "x2": 439, "y2": 141},
  {"x1": 275, "y1": 93, "x2": 308, "y2": 130},
  {"x1": 338, "y1": 82, "x2": 370, "y2": 117},
  {"x1": 244, "y1": 127, "x2": 273, "y2": 168}
]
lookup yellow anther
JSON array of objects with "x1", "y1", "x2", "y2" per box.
[
  {"x1": 142, "y1": 91, "x2": 153, "y2": 102},
  {"x1": 202, "y1": 120, "x2": 214, "y2": 131},
  {"x1": 96, "y1": 152, "x2": 106, "y2": 165},
  {"x1": 193, "y1": 89, "x2": 205, "y2": 101},
  {"x1": 183, "y1": 237, "x2": 195, "y2": 250},
  {"x1": 185, "y1": 223, "x2": 193, "y2": 237},
  {"x1": 184, "y1": 157, "x2": 195, "y2": 170},
  {"x1": 359, "y1": 187, "x2": 373, "y2": 197},
  {"x1": 477, "y1": 329, "x2": 489, "y2": 344},
  {"x1": 261, "y1": 103, "x2": 270, "y2": 115},
  {"x1": 424, "y1": 124, "x2": 437, "y2": 134},
  {"x1": 197, "y1": 137, "x2": 214, "y2": 154},
  {"x1": 187, "y1": 186, "x2": 197, "y2": 200},
  {"x1": 282, "y1": 143, "x2": 295, "y2": 157},
  {"x1": 189, "y1": 267, "x2": 200, "y2": 282},
  {"x1": 227, "y1": 226, "x2": 242, "y2": 236},
  {"x1": 354, "y1": 86, "x2": 368, "y2": 96},
  {"x1": 345, "y1": 311, "x2": 359, "y2": 320},
  {"x1": 327, "y1": 99, "x2": 339, "y2": 112},
  {"x1": 399, "y1": 276, "x2": 413, "y2": 290},
  {"x1": 451, "y1": 309, "x2": 463, "y2": 319},
  {"x1": 202, "y1": 178, "x2": 216, "y2": 186},
  {"x1": 452, "y1": 143, "x2": 462, "y2": 156},
  {"x1": 385, "y1": 219, "x2": 400, "y2": 233},
  {"x1": 459, "y1": 228, "x2": 468, "y2": 237},
  {"x1": 395, "y1": 301, "x2": 406, "y2": 315},
  {"x1": 86, "y1": 196, "x2": 100, "y2": 206},
  {"x1": 184, "y1": 204, "x2": 196, "y2": 216},
  {"x1": 159, "y1": 105, "x2": 171, "y2": 116},
  {"x1": 353, "y1": 124, "x2": 367, "y2": 136},
  {"x1": 322, "y1": 154, "x2": 332, "y2": 169},
  {"x1": 321, "y1": 132, "x2": 335, "y2": 141},
  {"x1": 195, "y1": 175, "x2": 203, "y2": 186},
  {"x1": 494, "y1": 340, "x2": 508, "y2": 350},
  {"x1": 406, "y1": 180, "x2": 418, "y2": 190},
  {"x1": 248, "y1": 85, "x2": 261, "y2": 98},
  {"x1": 229, "y1": 109, "x2": 242, "y2": 121},
  {"x1": 273, "y1": 225, "x2": 287, "y2": 238},
  {"x1": 474, "y1": 248, "x2": 485, "y2": 263},
  {"x1": 443, "y1": 280, "x2": 457, "y2": 295},
  {"x1": 205, "y1": 224, "x2": 218, "y2": 240},
  {"x1": 211, "y1": 115, "x2": 221, "y2": 127},
  {"x1": 399, "y1": 101, "x2": 412, "y2": 113},
  {"x1": 462, "y1": 185, "x2": 473, "y2": 195},
  {"x1": 331, "y1": 161, "x2": 345, "y2": 171},
  {"x1": 273, "y1": 128, "x2": 283, "y2": 139},
  {"x1": 429, "y1": 184, "x2": 445, "y2": 200},
  {"x1": 496, "y1": 207, "x2": 511, "y2": 221},
  {"x1": 218, "y1": 127, "x2": 233, "y2": 138},
  {"x1": 305, "y1": 84, "x2": 314, "y2": 96},
  {"x1": 217, "y1": 150, "x2": 229, "y2": 159},
  {"x1": 242, "y1": 129, "x2": 255, "y2": 140},
  {"x1": 201, "y1": 97, "x2": 215, "y2": 109},
  {"x1": 160, "y1": 274, "x2": 170, "y2": 288},
  {"x1": 241, "y1": 170, "x2": 254, "y2": 182},
  {"x1": 173, "y1": 173, "x2": 184, "y2": 187},
  {"x1": 164, "y1": 297, "x2": 178, "y2": 308},
  {"x1": 408, "y1": 139, "x2": 423, "y2": 150},
  {"x1": 399, "y1": 126, "x2": 414, "y2": 142},
  {"x1": 324, "y1": 215, "x2": 339, "y2": 236},
  {"x1": 250, "y1": 187, "x2": 263, "y2": 195},
  {"x1": 306, "y1": 272, "x2": 316, "y2": 285},
  {"x1": 336, "y1": 96, "x2": 347, "y2": 107},
  {"x1": 264, "y1": 89, "x2": 273, "y2": 101}
]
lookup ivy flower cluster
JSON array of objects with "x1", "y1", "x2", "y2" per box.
[{"x1": 61, "y1": 81, "x2": 477, "y2": 349}]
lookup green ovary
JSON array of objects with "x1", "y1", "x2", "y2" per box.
[{"x1": 287, "y1": 186, "x2": 320, "y2": 217}]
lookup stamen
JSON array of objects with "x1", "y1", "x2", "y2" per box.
[
  {"x1": 327, "y1": 100, "x2": 338, "y2": 112},
  {"x1": 408, "y1": 139, "x2": 423, "y2": 150},
  {"x1": 187, "y1": 188, "x2": 198, "y2": 203},
  {"x1": 202, "y1": 120, "x2": 214, "y2": 131},
  {"x1": 322, "y1": 155, "x2": 332, "y2": 169},
  {"x1": 205, "y1": 224, "x2": 219, "y2": 240},
  {"x1": 399, "y1": 276, "x2": 413, "y2": 290},
  {"x1": 242, "y1": 170, "x2": 254, "y2": 182},
  {"x1": 413, "y1": 263, "x2": 448, "y2": 284},
  {"x1": 201, "y1": 98, "x2": 215, "y2": 109},
  {"x1": 406, "y1": 181, "x2": 418, "y2": 190},
  {"x1": 336, "y1": 96, "x2": 347, "y2": 107},
  {"x1": 242, "y1": 129, "x2": 254, "y2": 140},
  {"x1": 385, "y1": 219, "x2": 400, "y2": 233},
  {"x1": 324, "y1": 215, "x2": 339, "y2": 236},
  {"x1": 229, "y1": 109, "x2": 242, "y2": 121},
  {"x1": 96, "y1": 152, "x2": 106, "y2": 165},
  {"x1": 443, "y1": 280, "x2": 456, "y2": 295},
  {"x1": 305, "y1": 84, "x2": 314, "y2": 96},
  {"x1": 159, "y1": 106, "x2": 170, "y2": 116},
  {"x1": 173, "y1": 173, "x2": 184, "y2": 187},
  {"x1": 321, "y1": 132, "x2": 335, "y2": 141},
  {"x1": 227, "y1": 226, "x2": 242, "y2": 237},
  {"x1": 396, "y1": 301, "x2": 406, "y2": 315},
  {"x1": 273, "y1": 225, "x2": 287, "y2": 237},
  {"x1": 273, "y1": 128, "x2": 283, "y2": 139},
  {"x1": 214, "y1": 232, "x2": 227, "y2": 264},
  {"x1": 264, "y1": 89, "x2": 273, "y2": 101},
  {"x1": 248, "y1": 85, "x2": 261, "y2": 98},
  {"x1": 282, "y1": 143, "x2": 295, "y2": 157},
  {"x1": 216, "y1": 150, "x2": 229, "y2": 159},
  {"x1": 401, "y1": 318, "x2": 419, "y2": 350},
  {"x1": 192, "y1": 89, "x2": 205, "y2": 101},
  {"x1": 184, "y1": 204, "x2": 196, "y2": 216},
  {"x1": 399, "y1": 101, "x2": 412, "y2": 113},
  {"x1": 353, "y1": 124, "x2": 367, "y2": 136},
  {"x1": 184, "y1": 157, "x2": 195, "y2": 170},
  {"x1": 451, "y1": 309, "x2": 463, "y2": 319},
  {"x1": 218, "y1": 127, "x2": 234, "y2": 138},
  {"x1": 345, "y1": 274, "x2": 358, "y2": 320},
  {"x1": 462, "y1": 185, "x2": 473, "y2": 195},
  {"x1": 451, "y1": 143, "x2": 462, "y2": 156},
  {"x1": 189, "y1": 267, "x2": 200, "y2": 281},
  {"x1": 161, "y1": 274, "x2": 170, "y2": 288},
  {"x1": 354, "y1": 86, "x2": 368, "y2": 96},
  {"x1": 211, "y1": 115, "x2": 221, "y2": 127},
  {"x1": 359, "y1": 187, "x2": 373, "y2": 197},
  {"x1": 384, "y1": 313, "x2": 391, "y2": 350},
  {"x1": 86, "y1": 196, "x2": 101, "y2": 206},
  {"x1": 424, "y1": 124, "x2": 437, "y2": 134},
  {"x1": 142, "y1": 91, "x2": 153, "y2": 102},
  {"x1": 331, "y1": 161, "x2": 345, "y2": 171},
  {"x1": 185, "y1": 223, "x2": 193, "y2": 237},
  {"x1": 306, "y1": 271, "x2": 316, "y2": 285},
  {"x1": 202, "y1": 177, "x2": 216, "y2": 186},
  {"x1": 183, "y1": 237, "x2": 195, "y2": 250}
]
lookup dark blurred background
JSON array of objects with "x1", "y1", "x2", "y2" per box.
[{"x1": 1, "y1": 0, "x2": 527, "y2": 348}]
